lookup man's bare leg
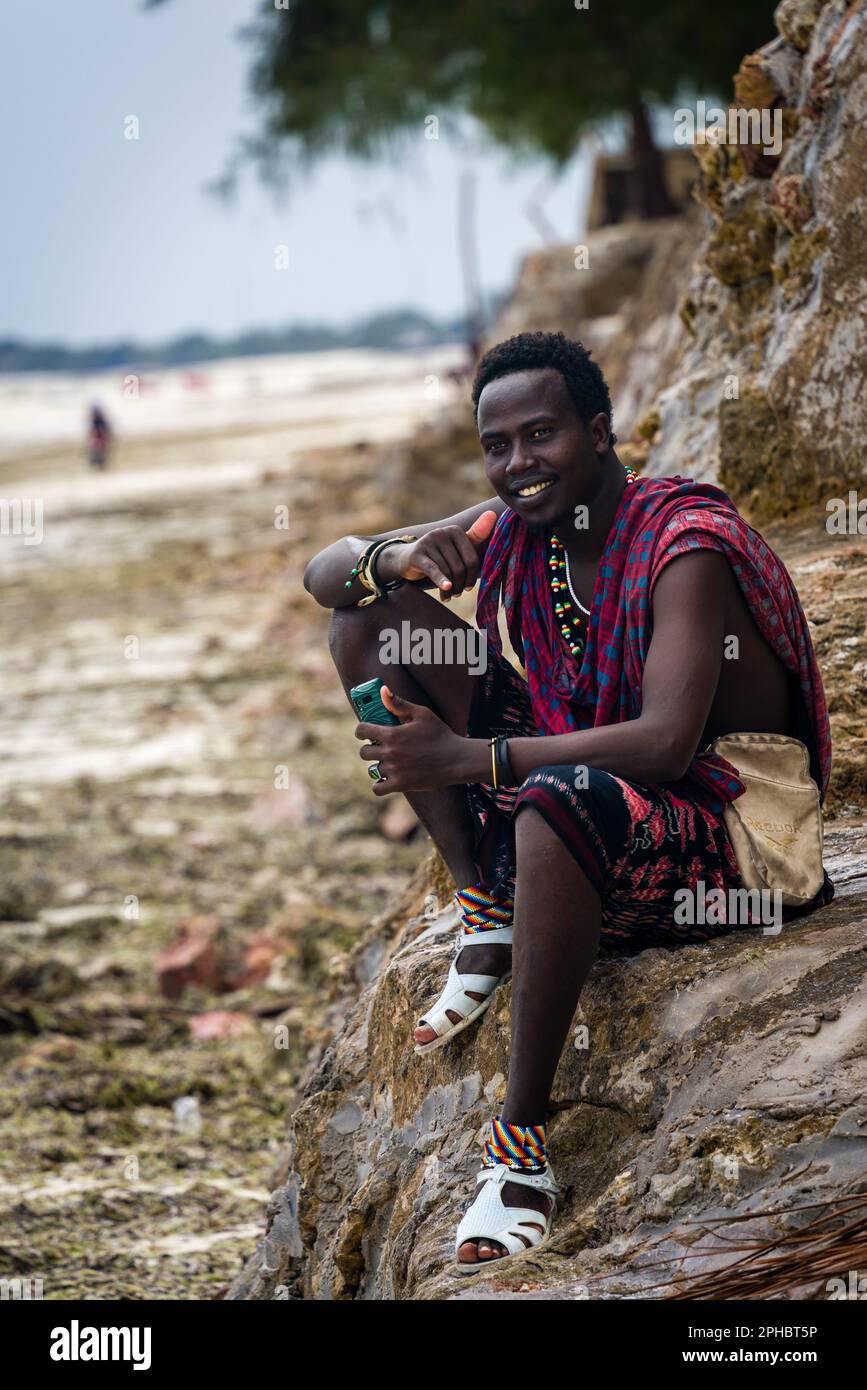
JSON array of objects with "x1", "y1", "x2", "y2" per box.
[
  {"x1": 329, "y1": 597, "x2": 603, "y2": 1261},
  {"x1": 457, "y1": 805, "x2": 602, "y2": 1264},
  {"x1": 327, "y1": 585, "x2": 511, "y2": 1033}
]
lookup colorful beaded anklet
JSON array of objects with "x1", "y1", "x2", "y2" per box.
[
  {"x1": 455, "y1": 885, "x2": 514, "y2": 935},
  {"x1": 481, "y1": 1114, "x2": 548, "y2": 1173}
]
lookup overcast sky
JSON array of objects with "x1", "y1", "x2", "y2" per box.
[{"x1": 0, "y1": 0, "x2": 599, "y2": 347}]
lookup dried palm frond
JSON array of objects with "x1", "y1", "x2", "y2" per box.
[{"x1": 584, "y1": 1182, "x2": 867, "y2": 1301}]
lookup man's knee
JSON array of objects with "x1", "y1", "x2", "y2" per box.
[
  {"x1": 516, "y1": 764, "x2": 611, "y2": 799},
  {"x1": 328, "y1": 602, "x2": 379, "y2": 670},
  {"x1": 328, "y1": 582, "x2": 455, "y2": 671},
  {"x1": 512, "y1": 803, "x2": 593, "y2": 894},
  {"x1": 512, "y1": 799, "x2": 555, "y2": 852},
  {"x1": 513, "y1": 765, "x2": 623, "y2": 846}
]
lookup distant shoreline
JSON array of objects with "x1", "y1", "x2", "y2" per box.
[
  {"x1": 0, "y1": 343, "x2": 468, "y2": 453},
  {"x1": 0, "y1": 304, "x2": 492, "y2": 374}
]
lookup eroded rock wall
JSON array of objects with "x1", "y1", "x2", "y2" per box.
[
  {"x1": 640, "y1": 0, "x2": 867, "y2": 522},
  {"x1": 490, "y1": 216, "x2": 701, "y2": 445}
]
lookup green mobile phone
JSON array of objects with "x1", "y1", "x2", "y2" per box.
[
  {"x1": 351, "y1": 678, "x2": 399, "y2": 782},
  {"x1": 350, "y1": 677, "x2": 400, "y2": 727}
]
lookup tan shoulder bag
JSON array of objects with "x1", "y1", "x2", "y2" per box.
[{"x1": 709, "y1": 732, "x2": 825, "y2": 908}]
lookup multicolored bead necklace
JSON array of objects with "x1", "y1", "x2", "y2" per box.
[{"x1": 549, "y1": 465, "x2": 637, "y2": 658}]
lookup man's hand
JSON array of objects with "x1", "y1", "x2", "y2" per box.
[
  {"x1": 377, "y1": 510, "x2": 498, "y2": 600},
  {"x1": 354, "y1": 686, "x2": 465, "y2": 794}
]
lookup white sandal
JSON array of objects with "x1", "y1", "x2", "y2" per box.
[
  {"x1": 454, "y1": 1161, "x2": 561, "y2": 1274},
  {"x1": 412, "y1": 924, "x2": 512, "y2": 1056}
]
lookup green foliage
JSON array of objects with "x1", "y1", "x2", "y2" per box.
[{"x1": 233, "y1": 0, "x2": 776, "y2": 174}]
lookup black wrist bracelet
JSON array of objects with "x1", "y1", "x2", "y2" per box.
[
  {"x1": 495, "y1": 734, "x2": 517, "y2": 786},
  {"x1": 369, "y1": 540, "x2": 406, "y2": 593}
]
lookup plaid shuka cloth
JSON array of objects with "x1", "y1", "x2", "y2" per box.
[{"x1": 474, "y1": 475, "x2": 832, "y2": 812}]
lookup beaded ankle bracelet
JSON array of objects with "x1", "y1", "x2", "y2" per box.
[{"x1": 481, "y1": 1114, "x2": 548, "y2": 1173}]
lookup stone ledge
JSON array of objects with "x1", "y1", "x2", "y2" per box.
[{"x1": 229, "y1": 824, "x2": 867, "y2": 1301}]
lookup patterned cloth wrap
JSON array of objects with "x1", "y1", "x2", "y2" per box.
[{"x1": 465, "y1": 475, "x2": 835, "y2": 947}]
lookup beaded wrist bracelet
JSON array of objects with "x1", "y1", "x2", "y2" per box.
[{"x1": 345, "y1": 535, "x2": 417, "y2": 607}]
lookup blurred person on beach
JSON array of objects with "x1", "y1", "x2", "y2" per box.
[{"x1": 87, "y1": 403, "x2": 112, "y2": 471}]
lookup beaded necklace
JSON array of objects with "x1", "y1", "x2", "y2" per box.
[{"x1": 549, "y1": 466, "x2": 637, "y2": 658}]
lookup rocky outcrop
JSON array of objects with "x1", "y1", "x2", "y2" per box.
[
  {"x1": 489, "y1": 215, "x2": 701, "y2": 444},
  {"x1": 229, "y1": 826, "x2": 866, "y2": 1300},
  {"x1": 638, "y1": 0, "x2": 867, "y2": 521}
]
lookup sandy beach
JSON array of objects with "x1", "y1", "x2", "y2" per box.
[{"x1": 0, "y1": 347, "x2": 462, "y2": 1297}]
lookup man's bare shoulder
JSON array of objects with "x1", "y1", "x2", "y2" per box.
[{"x1": 650, "y1": 547, "x2": 733, "y2": 619}]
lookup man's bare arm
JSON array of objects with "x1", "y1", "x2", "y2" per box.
[
  {"x1": 303, "y1": 495, "x2": 508, "y2": 609},
  {"x1": 454, "y1": 549, "x2": 731, "y2": 785}
]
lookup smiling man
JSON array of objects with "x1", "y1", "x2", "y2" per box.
[{"x1": 303, "y1": 330, "x2": 833, "y2": 1273}]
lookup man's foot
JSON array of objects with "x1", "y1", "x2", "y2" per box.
[
  {"x1": 456, "y1": 1178, "x2": 553, "y2": 1264},
  {"x1": 453, "y1": 1144, "x2": 561, "y2": 1271},
  {"x1": 413, "y1": 939, "x2": 512, "y2": 1047}
]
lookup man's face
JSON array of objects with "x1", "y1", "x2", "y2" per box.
[{"x1": 476, "y1": 367, "x2": 608, "y2": 529}]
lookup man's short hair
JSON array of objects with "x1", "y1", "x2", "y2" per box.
[{"x1": 471, "y1": 330, "x2": 616, "y2": 446}]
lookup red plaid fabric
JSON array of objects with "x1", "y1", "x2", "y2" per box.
[{"x1": 475, "y1": 475, "x2": 832, "y2": 809}]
